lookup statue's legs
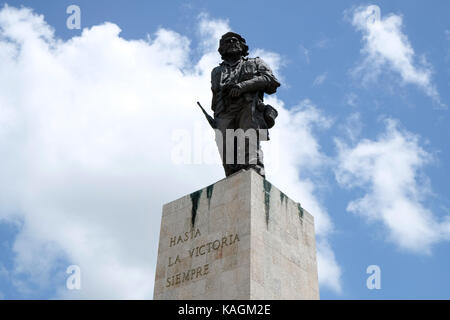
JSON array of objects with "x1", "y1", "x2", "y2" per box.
[
  {"x1": 214, "y1": 115, "x2": 239, "y2": 177},
  {"x1": 214, "y1": 105, "x2": 265, "y2": 178},
  {"x1": 237, "y1": 105, "x2": 265, "y2": 178}
]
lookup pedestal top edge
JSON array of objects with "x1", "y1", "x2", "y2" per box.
[{"x1": 162, "y1": 169, "x2": 314, "y2": 223}]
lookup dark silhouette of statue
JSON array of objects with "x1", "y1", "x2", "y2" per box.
[{"x1": 208, "y1": 32, "x2": 280, "y2": 178}]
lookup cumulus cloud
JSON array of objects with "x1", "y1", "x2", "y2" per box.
[
  {"x1": 251, "y1": 48, "x2": 285, "y2": 85},
  {"x1": 197, "y1": 13, "x2": 230, "y2": 52},
  {"x1": 266, "y1": 99, "x2": 334, "y2": 235},
  {"x1": 0, "y1": 5, "x2": 341, "y2": 297},
  {"x1": 350, "y1": 5, "x2": 443, "y2": 106},
  {"x1": 339, "y1": 112, "x2": 362, "y2": 143},
  {"x1": 264, "y1": 98, "x2": 342, "y2": 292},
  {"x1": 316, "y1": 239, "x2": 342, "y2": 294},
  {"x1": 335, "y1": 119, "x2": 450, "y2": 254}
]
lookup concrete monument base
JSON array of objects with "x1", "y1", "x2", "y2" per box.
[{"x1": 153, "y1": 169, "x2": 319, "y2": 300}]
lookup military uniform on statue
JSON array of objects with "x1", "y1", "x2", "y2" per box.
[{"x1": 210, "y1": 32, "x2": 280, "y2": 178}]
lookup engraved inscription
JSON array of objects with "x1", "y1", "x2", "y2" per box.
[
  {"x1": 169, "y1": 228, "x2": 201, "y2": 247},
  {"x1": 166, "y1": 264, "x2": 210, "y2": 288},
  {"x1": 165, "y1": 228, "x2": 240, "y2": 289},
  {"x1": 188, "y1": 234, "x2": 240, "y2": 257}
]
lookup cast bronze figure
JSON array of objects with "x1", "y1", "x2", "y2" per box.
[{"x1": 199, "y1": 32, "x2": 280, "y2": 178}]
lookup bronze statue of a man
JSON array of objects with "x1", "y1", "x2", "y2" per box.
[{"x1": 210, "y1": 32, "x2": 280, "y2": 178}]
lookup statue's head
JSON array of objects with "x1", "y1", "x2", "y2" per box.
[{"x1": 218, "y1": 32, "x2": 249, "y2": 61}]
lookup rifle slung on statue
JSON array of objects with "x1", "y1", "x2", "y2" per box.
[{"x1": 196, "y1": 101, "x2": 216, "y2": 129}]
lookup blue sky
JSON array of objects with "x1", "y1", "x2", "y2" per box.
[{"x1": 0, "y1": 0, "x2": 449, "y2": 299}]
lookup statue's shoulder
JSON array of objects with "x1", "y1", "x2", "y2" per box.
[
  {"x1": 253, "y1": 56, "x2": 270, "y2": 67},
  {"x1": 211, "y1": 65, "x2": 222, "y2": 89},
  {"x1": 245, "y1": 56, "x2": 270, "y2": 69},
  {"x1": 244, "y1": 56, "x2": 259, "y2": 65},
  {"x1": 211, "y1": 65, "x2": 222, "y2": 79}
]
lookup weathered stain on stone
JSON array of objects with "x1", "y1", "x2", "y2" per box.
[
  {"x1": 206, "y1": 184, "x2": 214, "y2": 210},
  {"x1": 280, "y1": 191, "x2": 286, "y2": 203},
  {"x1": 190, "y1": 189, "x2": 203, "y2": 227},
  {"x1": 263, "y1": 180, "x2": 272, "y2": 227},
  {"x1": 297, "y1": 203, "x2": 304, "y2": 221},
  {"x1": 280, "y1": 190, "x2": 288, "y2": 210}
]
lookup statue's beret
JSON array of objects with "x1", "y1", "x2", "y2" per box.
[{"x1": 220, "y1": 32, "x2": 246, "y2": 44}]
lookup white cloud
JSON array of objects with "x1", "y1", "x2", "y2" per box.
[
  {"x1": 314, "y1": 35, "x2": 331, "y2": 49},
  {"x1": 345, "y1": 92, "x2": 358, "y2": 107},
  {"x1": 316, "y1": 239, "x2": 342, "y2": 294},
  {"x1": 0, "y1": 5, "x2": 342, "y2": 297},
  {"x1": 335, "y1": 119, "x2": 450, "y2": 254},
  {"x1": 312, "y1": 72, "x2": 327, "y2": 86},
  {"x1": 351, "y1": 5, "x2": 443, "y2": 106},
  {"x1": 197, "y1": 12, "x2": 229, "y2": 53},
  {"x1": 0, "y1": 263, "x2": 8, "y2": 278},
  {"x1": 195, "y1": 13, "x2": 228, "y2": 73},
  {"x1": 340, "y1": 112, "x2": 362, "y2": 142},
  {"x1": 266, "y1": 99, "x2": 333, "y2": 236},
  {"x1": 264, "y1": 98, "x2": 342, "y2": 292},
  {"x1": 251, "y1": 48, "x2": 285, "y2": 85},
  {"x1": 299, "y1": 44, "x2": 310, "y2": 64}
]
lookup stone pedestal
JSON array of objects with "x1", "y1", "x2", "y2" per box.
[{"x1": 153, "y1": 169, "x2": 319, "y2": 300}]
